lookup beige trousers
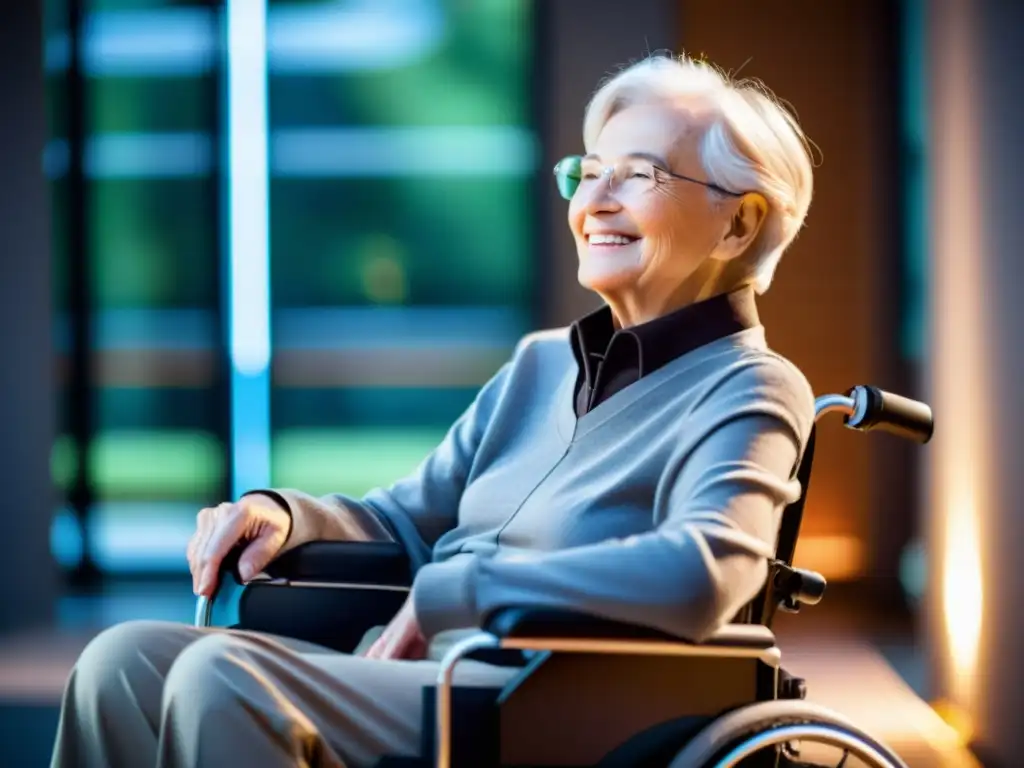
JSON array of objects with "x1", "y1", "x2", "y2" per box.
[{"x1": 49, "y1": 620, "x2": 516, "y2": 768}]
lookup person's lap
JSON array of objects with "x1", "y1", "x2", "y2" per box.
[{"x1": 50, "y1": 619, "x2": 516, "y2": 768}]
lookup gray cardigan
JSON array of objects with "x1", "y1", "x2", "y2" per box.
[{"x1": 257, "y1": 325, "x2": 815, "y2": 643}]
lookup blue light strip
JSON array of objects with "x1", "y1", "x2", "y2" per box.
[{"x1": 225, "y1": 0, "x2": 271, "y2": 498}]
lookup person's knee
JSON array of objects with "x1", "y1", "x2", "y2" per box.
[
  {"x1": 71, "y1": 620, "x2": 175, "y2": 708},
  {"x1": 162, "y1": 633, "x2": 251, "y2": 718}
]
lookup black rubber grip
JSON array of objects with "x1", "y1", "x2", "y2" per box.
[{"x1": 846, "y1": 385, "x2": 934, "y2": 443}]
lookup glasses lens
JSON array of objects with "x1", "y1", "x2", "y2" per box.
[{"x1": 553, "y1": 155, "x2": 581, "y2": 200}]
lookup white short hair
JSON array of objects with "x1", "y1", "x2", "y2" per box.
[{"x1": 583, "y1": 54, "x2": 815, "y2": 293}]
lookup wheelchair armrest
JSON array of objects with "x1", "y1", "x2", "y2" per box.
[
  {"x1": 262, "y1": 540, "x2": 413, "y2": 587},
  {"x1": 199, "y1": 541, "x2": 412, "y2": 651},
  {"x1": 484, "y1": 607, "x2": 776, "y2": 650}
]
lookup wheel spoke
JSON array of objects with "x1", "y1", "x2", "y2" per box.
[{"x1": 835, "y1": 749, "x2": 850, "y2": 768}]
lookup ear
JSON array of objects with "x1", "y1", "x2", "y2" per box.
[{"x1": 713, "y1": 192, "x2": 769, "y2": 261}]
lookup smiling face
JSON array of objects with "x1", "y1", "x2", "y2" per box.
[{"x1": 568, "y1": 102, "x2": 761, "y2": 324}]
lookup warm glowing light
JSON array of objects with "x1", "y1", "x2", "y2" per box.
[
  {"x1": 940, "y1": 483, "x2": 983, "y2": 707},
  {"x1": 926, "y1": 0, "x2": 988, "y2": 732},
  {"x1": 931, "y1": 698, "x2": 975, "y2": 748}
]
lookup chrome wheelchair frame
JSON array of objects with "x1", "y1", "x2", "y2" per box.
[{"x1": 196, "y1": 384, "x2": 933, "y2": 768}]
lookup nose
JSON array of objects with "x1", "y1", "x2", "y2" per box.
[{"x1": 579, "y1": 172, "x2": 622, "y2": 215}]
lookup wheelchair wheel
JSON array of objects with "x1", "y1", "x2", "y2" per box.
[{"x1": 668, "y1": 700, "x2": 909, "y2": 768}]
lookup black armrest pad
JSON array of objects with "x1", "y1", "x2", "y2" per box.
[
  {"x1": 484, "y1": 608, "x2": 776, "y2": 650},
  {"x1": 262, "y1": 541, "x2": 413, "y2": 586}
]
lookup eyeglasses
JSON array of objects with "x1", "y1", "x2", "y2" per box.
[{"x1": 552, "y1": 154, "x2": 743, "y2": 201}]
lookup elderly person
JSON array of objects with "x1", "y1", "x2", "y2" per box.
[{"x1": 51, "y1": 53, "x2": 816, "y2": 768}]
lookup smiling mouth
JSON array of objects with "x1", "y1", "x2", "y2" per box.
[{"x1": 587, "y1": 234, "x2": 641, "y2": 246}]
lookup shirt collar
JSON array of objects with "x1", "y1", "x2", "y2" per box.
[{"x1": 570, "y1": 285, "x2": 761, "y2": 379}]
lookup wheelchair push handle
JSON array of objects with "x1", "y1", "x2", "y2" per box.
[
  {"x1": 194, "y1": 546, "x2": 245, "y2": 628},
  {"x1": 844, "y1": 385, "x2": 934, "y2": 444}
]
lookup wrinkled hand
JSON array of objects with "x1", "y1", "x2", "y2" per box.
[
  {"x1": 362, "y1": 595, "x2": 427, "y2": 661},
  {"x1": 187, "y1": 495, "x2": 291, "y2": 597}
]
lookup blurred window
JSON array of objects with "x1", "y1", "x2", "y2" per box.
[{"x1": 48, "y1": 0, "x2": 537, "y2": 572}]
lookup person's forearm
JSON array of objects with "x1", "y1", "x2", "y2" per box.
[
  {"x1": 412, "y1": 518, "x2": 776, "y2": 643},
  {"x1": 242, "y1": 488, "x2": 394, "y2": 552}
]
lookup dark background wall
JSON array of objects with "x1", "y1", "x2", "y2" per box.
[{"x1": 0, "y1": 0, "x2": 57, "y2": 633}]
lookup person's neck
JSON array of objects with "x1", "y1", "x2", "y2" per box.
[{"x1": 603, "y1": 268, "x2": 736, "y2": 329}]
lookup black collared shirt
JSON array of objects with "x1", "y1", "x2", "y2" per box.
[{"x1": 569, "y1": 286, "x2": 761, "y2": 417}]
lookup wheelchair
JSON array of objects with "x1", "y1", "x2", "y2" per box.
[{"x1": 196, "y1": 384, "x2": 934, "y2": 768}]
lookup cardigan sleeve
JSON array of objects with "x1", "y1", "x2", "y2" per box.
[{"x1": 412, "y1": 357, "x2": 815, "y2": 642}]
